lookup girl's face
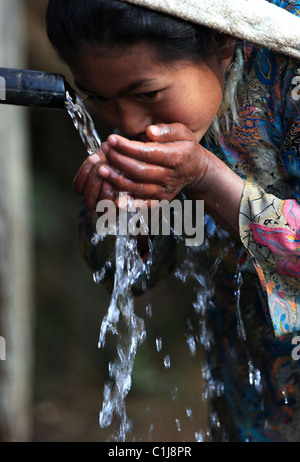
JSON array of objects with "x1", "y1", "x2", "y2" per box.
[{"x1": 66, "y1": 42, "x2": 233, "y2": 143}]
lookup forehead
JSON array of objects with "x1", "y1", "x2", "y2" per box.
[
  {"x1": 66, "y1": 42, "x2": 196, "y2": 92},
  {"x1": 68, "y1": 42, "x2": 164, "y2": 73}
]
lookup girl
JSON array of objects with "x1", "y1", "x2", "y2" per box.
[{"x1": 46, "y1": 0, "x2": 300, "y2": 441}]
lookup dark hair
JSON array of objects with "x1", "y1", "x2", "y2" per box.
[{"x1": 46, "y1": 0, "x2": 229, "y2": 62}]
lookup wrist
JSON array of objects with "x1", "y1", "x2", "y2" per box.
[
  {"x1": 184, "y1": 149, "x2": 244, "y2": 240},
  {"x1": 182, "y1": 146, "x2": 214, "y2": 197}
]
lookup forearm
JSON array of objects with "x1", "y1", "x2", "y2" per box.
[
  {"x1": 95, "y1": 127, "x2": 245, "y2": 241},
  {"x1": 184, "y1": 148, "x2": 244, "y2": 241}
]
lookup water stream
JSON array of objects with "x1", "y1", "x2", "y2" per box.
[
  {"x1": 64, "y1": 87, "x2": 268, "y2": 442},
  {"x1": 65, "y1": 89, "x2": 150, "y2": 441},
  {"x1": 65, "y1": 87, "x2": 102, "y2": 155},
  {"x1": 97, "y1": 230, "x2": 149, "y2": 441}
]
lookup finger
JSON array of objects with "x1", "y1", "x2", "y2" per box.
[
  {"x1": 106, "y1": 134, "x2": 186, "y2": 168},
  {"x1": 146, "y1": 123, "x2": 194, "y2": 143},
  {"x1": 106, "y1": 147, "x2": 169, "y2": 184},
  {"x1": 73, "y1": 150, "x2": 107, "y2": 194},
  {"x1": 73, "y1": 159, "x2": 96, "y2": 195},
  {"x1": 97, "y1": 142, "x2": 109, "y2": 162},
  {"x1": 101, "y1": 180, "x2": 118, "y2": 201},
  {"x1": 115, "y1": 195, "x2": 156, "y2": 214},
  {"x1": 82, "y1": 165, "x2": 104, "y2": 210},
  {"x1": 98, "y1": 164, "x2": 166, "y2": 199}
]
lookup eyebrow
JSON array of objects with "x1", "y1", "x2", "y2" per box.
[{"x1": 74, "y1": 78, "x2": 159, "y2": 98}]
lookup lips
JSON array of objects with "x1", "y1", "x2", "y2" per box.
[{"x1": 128, "y1": 132, "x2": 151, "y2": 143}]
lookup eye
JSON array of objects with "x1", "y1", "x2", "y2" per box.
[
  {"x1": 136, "y1": 90, "x2": 159, "y2": 101},
  {"x1": 87, "y1": 94, "x2": 109, "y2": 104}
]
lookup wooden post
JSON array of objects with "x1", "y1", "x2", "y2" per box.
[{"x1": 0, "y1": 0, "x2": 33, "y2": 441}]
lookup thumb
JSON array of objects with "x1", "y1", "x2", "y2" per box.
[{"x1": 146, "y1": 123, "x2": 193, "y2": 143}]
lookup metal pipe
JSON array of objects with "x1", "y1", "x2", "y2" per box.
[{"x1": 0, "y1": 68, "x2": 69, "y2": 109}]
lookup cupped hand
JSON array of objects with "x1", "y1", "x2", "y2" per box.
[
  {"x1": 98, "y1": 123, "x2": 209, "y2": 202},
  {"x1": 73, "y1": 144, "x2": 119, "y2": 209},
  {"x1": 73, "y1": 123, "x2": 244, "y2": 241}
]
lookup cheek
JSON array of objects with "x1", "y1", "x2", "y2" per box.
[
  {"x1": 158, "y1": 77, "x2": 224, "y2": 136},
  {"x1": 171, "y1": 90, "x2": 223, "y2": 136}
]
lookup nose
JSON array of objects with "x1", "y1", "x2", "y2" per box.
[{"x1": 117, "y1": 101, "x2": 152, "y2": 139}]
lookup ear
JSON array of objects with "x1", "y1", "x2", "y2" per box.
[{"x1": 216, "y1": 35, "x2": 237, "y2": 61}]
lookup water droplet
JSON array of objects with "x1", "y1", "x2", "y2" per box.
[
  {"x1": 175, "y1": 418, "x2": 181, "y2": 432},
  {"x1": 139, "y1": 330, "x2": 147, "y2": 344},
  {"x1": 91, "y1": 232, "x2": 104, "y2": 246},
  {"x1": 210, "y1": 411, "x2": 221, "y2": 429},
  {"x1": 248, "y1": 360, "x2": 262, "y2": 394},
  {"x1": 195, "y1": 431, "x2": 205, "y2": 442},
  {"x1": 171, "y1": 386, "x2": 178, "y2": 401},
  {"x1": 186, "y1": 334, "x2": 196, "y2": 356},
  {"x1": 145, "y1": 303, "x2": 152, "y2": 318},
  {"x1": 234, "y1": 270, "x2": 247, "y2": 341},
  {"x1": 99, "y1": 383, "x2": 113, "y2": 428},
  {"x1": 155, "y1": 337, "x2": 162, "y2": 352},
  {"x1": 281, "y1": 388, "x2": 289, "y2": 405},
  {"x1": 186, "y1": 407, "x2": 193, "y2": 420},
  {"x1": 148, "y1": 423, "x2": 154, "y2": 441},
  {"x1": 93, "y1": 268, "x2": 106, "y2": 284},
  {"x1": 163, "y1": 354, "x2": 171, "y2": 369},
  {"x1": 264, "y1": 419, "x2": 269, "y2": 432}
]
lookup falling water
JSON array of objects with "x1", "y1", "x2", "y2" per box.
[
  {"x1": 65, "y1": 88, "x2": 150, "y2": 441},
  {"x1": 174, "y1": 223, "x2": 233, "y2": 441},
  {"x1": 64, "y1": 87, "x2": 230, "y2": 440},
  {"x1": 64, "y1": 87, "x2": 270, "y2": 442},
  {"x1": 65, "y1": 87, "x2": 102, "y2": 155},
  {"x1": 97, "y1": 226, "x2": 151, "y2": 441}
]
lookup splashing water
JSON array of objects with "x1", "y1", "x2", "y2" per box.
[
  {"x1": 98, "y1": 230, "x2": 148, "y2": 441},
  {"x1": 64, "y1": 88, "x2": 226, "y2": 441},
  {"x1": 65, "y1": 88, "x2": 149, "y2": 441},
  {"x1": 174, "y1": 222, "x2": 234, "y2": 441},
  {"x1": 65, "y1": 87, "x2": 270, "y2": 442}
]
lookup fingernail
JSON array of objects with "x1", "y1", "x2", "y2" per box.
[
  {"x1": 88, "y1": 153, "x2": 100, "y2": 163},
  {"x1": 150, "y1": 126, "x2": 160, "y2": 136},
  {"x1": 108, "y1": 135, "x2": 117, "y2": 146},
  {"x1": 98, "y1": 165, "x2": 109, "y2": 178}
]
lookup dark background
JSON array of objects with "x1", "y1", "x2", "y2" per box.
[{"x1": 24, "y1": 0, "x2": 208, "y2": 441}]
